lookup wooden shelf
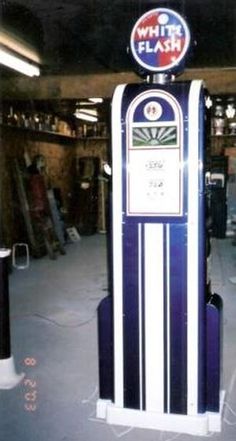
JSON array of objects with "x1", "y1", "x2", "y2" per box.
[
  {"x1": 0, "y1": 124, "x2": 109, "y2": 144},
  {"x1": 1, "y1": 124, "x2": 77, "y2": 140},
  {"x1": 210, "y1": 134, "x2": 236, "y2": 138}
]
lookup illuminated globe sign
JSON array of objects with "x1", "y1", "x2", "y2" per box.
[{"x1": 130, "y1": 8, "x2": 191, "y2": 74}]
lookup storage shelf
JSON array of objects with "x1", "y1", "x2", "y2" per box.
[
  {"x1": 210, "y1": 134, "x2": 236, "y2": 138},
  {"x1": 0, "y1": 124, "x2": 109, "y2": 143},
  {"x1": 1, "y1": 123, "x2": 76, "y2": 141}
]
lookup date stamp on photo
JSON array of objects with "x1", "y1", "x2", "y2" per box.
[{"x1": 23, "y1": 357, "x2": 38, "y2": 412}]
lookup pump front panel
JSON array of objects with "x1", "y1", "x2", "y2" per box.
[
  {"x1": 112, "y1": 81, "x2": 206, "y2": 416},
  {"x1": 126, "y1": 90, "x2": 184, "y2": 217}
]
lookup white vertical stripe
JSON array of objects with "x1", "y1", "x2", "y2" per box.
[
  {"x1": 187, "y1": 80, "x2": 203, "y2": 415},
  {"x1": 138, "y1": 224, "x2": 143, "y2": 409},
  {"x1": 145, "y1": 223, "x2": 164, "y2": 412},
  {"x1": 166, "y1": 224, "x2": 171, "y2": 413},
  {"x1": 112, "y1": 84, "x2": 127, "y2": 407}
]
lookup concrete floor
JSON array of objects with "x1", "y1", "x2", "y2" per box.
[{"x1": 0, "y1": 234, "x2": 236, "y2": 441}]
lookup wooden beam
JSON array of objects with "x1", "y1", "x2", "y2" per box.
[
  {"x1": 1, "y1": 68, "x2": 236, "y2": 100},
  {"x1": 180, "y1": 68, "x2": 236, "y2": 94}
]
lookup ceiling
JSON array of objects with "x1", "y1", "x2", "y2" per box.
[{"x1": 1, "y1": 0, "x2": 236, "y2": 77}]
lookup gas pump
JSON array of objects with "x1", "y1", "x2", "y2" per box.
[{"x1": 97, "y1": 8, "x2": 224, "y2": 435}]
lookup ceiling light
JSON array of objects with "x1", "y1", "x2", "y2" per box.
[
  {"x1": 0, "y1": 47, "x2": 40, "y2": 77},
  {"x1": 0, "y1": 29, "x2": 41, "y2": 64},
  {"x1": 79, "y1": 108, "x2": 98, "y2": 116},
  {"x1": 76, "y1": 101, "x2": 95, "y2": 106},
  {"x1": 0, "y1": 28, "x2": 41, "y2": 77},
  {"x1": 89, "y1": 98, "x2": 103, "y2": 103},
  {"x1": 74, "y1": 110, "x2": 98, "y2": 122}
]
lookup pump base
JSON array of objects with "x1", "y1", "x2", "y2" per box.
[
  {"x1": 96, "y1": 391, "x2": 225, "y2": 436},
  {"x1": 0, "y1": 356, "x2": 25, "y2": 389}
]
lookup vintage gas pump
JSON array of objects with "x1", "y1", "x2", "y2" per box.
[{"x1": 97, "y1": 8, "x2": 224, "y2": 435}]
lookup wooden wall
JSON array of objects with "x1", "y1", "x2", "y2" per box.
[
  {"x1": 0, "y1": 126, "x2": 109, "y2": 247},
  {"x1": 1, "y1": 68, "x2": 236, "y2": 100}
]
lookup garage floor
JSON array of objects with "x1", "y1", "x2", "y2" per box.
[{"x1": 0, "y1": 234, "x2": 236, "y2": 441}]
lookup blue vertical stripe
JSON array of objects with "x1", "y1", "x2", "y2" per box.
[
  {"x1": 169, "y1": 224, "x2": 188, "y2": 414},
  {"x1": 123, "y1": 222, "x2": 140, "y2": 409}
]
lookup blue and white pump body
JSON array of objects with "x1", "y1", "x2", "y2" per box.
[{"x1": 96, "y1": 79, "x2": 223, "y2": 436}]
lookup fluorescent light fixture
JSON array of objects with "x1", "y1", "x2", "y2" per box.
[
  {"x1": 0, "y1": 29, "x2": 41, "y2": 64},
  {"x1": 0, "y1": 28, "x2": 41, "y2": 77},
  {"x1": 0, "y1": 47, "x2": 40, "y2": 77},
  {"x1": 79, "y1": 108, "x2": 98, "y2": 116},
  {"x1": 76, "y1": 101, "x2": 95, "y2": 106},
  {"x1": 89, "y1": 97, "x2": 103, "y2": 103},
  {"x1": 74, "y1": 110, "x2": 98, "y2": 122}
]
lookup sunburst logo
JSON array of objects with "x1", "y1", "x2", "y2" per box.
[{"x1": 133, "y1": 126, "x2": 177, "y2": 146}]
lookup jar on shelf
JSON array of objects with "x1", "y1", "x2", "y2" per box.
[
  {"x1": 225, "y1": 98, "x2": 236, "y2": 135},
  {"x1": 228, "y1": 122, "x2": 236, "y2": 135},
  {"x1": 212, "y1": 104, "x2": 225, "y2": 136},
  {"x1": 7, "y1": 106, "x2": 18, "y2": 126},
  {"x1": 18, "y1": 112, "x2": 26, "y2": 128}
]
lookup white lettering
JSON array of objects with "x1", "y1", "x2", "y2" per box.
[
  {"x1": 147, "y1": 41, "x2": 155, "y2": 53},
  {"x1": 138, "y1": 41, "x2": 146, "y2": 53},
  {"x1": 137, "y1": 27, "x2": 150, "y2": 39},
  {"x1": 175, "y1": 25, "x2": 183, "y2": 37},
  {"x1": 170, "y1": 38, "x2": 181, "y2": 51},
  {"x1": 137, "y1": 24, "x2": 183, "y2": 39},
  {"x1": 164, "y1": 25, "x2": 178, "y2": 36},
  {"x1": 153, "y1": 40, "x2": 165, "y2": 52},
  {"x1": 137, "y1": 38, "x2": 182, "y2": 54},
  {"x1": 148, "y1": 26, "x2": 160, "y2": 38},
  {"x1": 163, "y1": 40, "x2": 171, "y2": 51},
  {"x1": 160, "y1": 25, "x2": 166, "y2": 37}
]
